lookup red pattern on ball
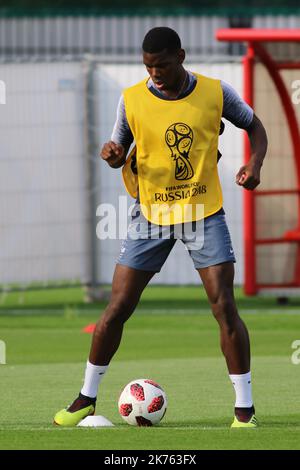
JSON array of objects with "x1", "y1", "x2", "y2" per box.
[
  {"x1": 147, "y1": 395, "x2": 165, "y2": 413},
  {"x1": 130, "y1": 383, "x2": 145, "y2": 401},
  {"x1": 119, "y1": 403, "x2": 132, "y2": 416}
]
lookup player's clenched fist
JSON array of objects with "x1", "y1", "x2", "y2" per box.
[
  {"x1": 100, "y1": 141, "x2": 126, "y2": 168},
  {"x1": 235, "y1": 161, "x2": 261, "y2": 190}
]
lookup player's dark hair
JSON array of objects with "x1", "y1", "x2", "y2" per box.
[{"x1": 142, "y1": 27, "x2": 181, "y2": 54}]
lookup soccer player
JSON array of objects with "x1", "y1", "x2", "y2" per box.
[{"x1": 54, "y1": 27, "x2": 267, "y2": 428}]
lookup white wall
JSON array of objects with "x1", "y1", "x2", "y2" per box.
[{"x1": 0, "y1": 62, "x2": 90, "y2": 284}]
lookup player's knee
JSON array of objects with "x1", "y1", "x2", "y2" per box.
[
  {"x1": 102, "y1": 297, "x2": 134, "y2": 326},
  {"x1": 211, "y1": 294, "x2": 233, "y2": 315},
  {"x1": 211, "y1": 295, "x2": 237, "y2": 331}
]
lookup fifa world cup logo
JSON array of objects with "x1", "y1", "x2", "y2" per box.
[{"x1": 165, "y1": 123, "x2": 194, "y2": 181}]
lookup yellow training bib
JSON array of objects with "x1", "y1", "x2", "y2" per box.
[{"x1": 122, "y1": 73, "x2": 223, "y2": 225}]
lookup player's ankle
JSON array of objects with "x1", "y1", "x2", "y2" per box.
[
  {"x1": 68, "y1": 393, "x2": 96, "y2": 412},
  {"x1": 234, "y1": 405, "x2": 255, "y2": 422}
]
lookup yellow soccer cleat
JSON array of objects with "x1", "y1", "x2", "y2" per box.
[
  {"x1": 231, "y1": 414, "x2": 258, "y2": 429},
  {"x1": 54, "y1": 393, "x2": 96, "y2": 427}
]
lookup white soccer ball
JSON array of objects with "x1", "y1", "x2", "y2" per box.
[{"x1": 118, "y1": 378, "x2": 167, "y2": 426}]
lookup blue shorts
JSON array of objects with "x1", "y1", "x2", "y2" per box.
[{"x1": 117, "y1": 204, "x2": 236, "y2": 272}]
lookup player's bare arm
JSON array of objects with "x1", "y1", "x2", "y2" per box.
[
  {"x1": 236, "y1": 114, "x2": 268, "y2": 190},
  {"x1": 100, "y1": 141, "x2": 129, "y2": 168}
]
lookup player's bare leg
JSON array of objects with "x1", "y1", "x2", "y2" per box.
[
  {"x1": 198, "y1": 262, "x2": 256, "y2": 426},
  {"x1": 54, "y1": 264, "x2": 155, "y2": 426},
  {"x1": 198, "y1": 262, "x2": 250, "y2": 373},
  {"x1": 89, "y1": 264, "x2": 155, "y2": 365}
]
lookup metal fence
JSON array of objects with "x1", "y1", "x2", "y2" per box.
[
  {"x1": 0, "y1": 14, "x2": 299, "y2": 61},
  {"x1": 0, "y1": 15, "x2": 231, "y2": 60}
]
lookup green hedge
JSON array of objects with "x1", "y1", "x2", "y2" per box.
[{"x1": 0, "y1": 0, "x2": 299, "y2": 18}]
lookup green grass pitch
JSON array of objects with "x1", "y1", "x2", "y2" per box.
[{"x1": 0, "y1": 286, "x2": 300, "y2": 450}]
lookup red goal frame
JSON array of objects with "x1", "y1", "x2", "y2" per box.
[{"x1": 216, "y1": 29, "x2": 300, "y2": 295}]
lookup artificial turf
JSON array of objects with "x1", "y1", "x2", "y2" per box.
[{"x1": 0, "y1": 286, "x2": 300, "y2": 450}]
